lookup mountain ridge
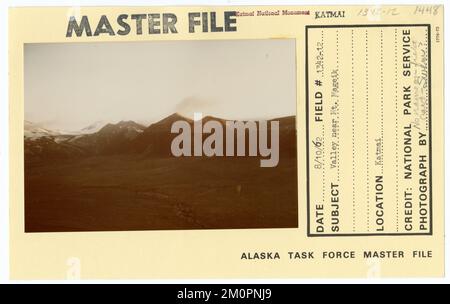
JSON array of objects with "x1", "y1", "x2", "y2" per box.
[{"x1": 24, "y1": 114, "x2": 296, "y2": 162}]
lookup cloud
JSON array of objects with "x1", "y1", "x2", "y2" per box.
[{"x1": 174, "y1": 96, "x2": 217, "y2": 118}]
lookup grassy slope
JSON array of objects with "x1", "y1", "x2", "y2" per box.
[{"x1": 25, "y1": 155, "x2": 298, "y2": 232}]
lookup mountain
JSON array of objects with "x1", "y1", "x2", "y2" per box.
[
  {"x1": 24, "y1": 121, "x2": 60, "y2": 139},
  {"x1": 24, "y1": 120, "x2": 146, "y2": 162},
  {"x1": 68, "y1": 120, "x2": 146, "y2": 155},
  {"x1": 129, "y1": 114, "x2": 296, "y2": 158},
  {"x1": 129, "y1": 113, "x2": 191, "y2": 156},
  {"x1": 97, "y1": 120, "x2": 145, "y2": 136},
  {"x1": 24, "y1": 136, "x2": 88, "y2": 162},
  {"x1": 272, "y1": 116, "x2": 297, "y2": 158},
  {"x1": 146, "y1": 113, "x2": 192, "y2": 130},
  {"x1": 80, "y1": 121, "x2": 106, "y2": 134},
  {"x1": 24, "y1": 115, "x2": 296, "y2": 162}
]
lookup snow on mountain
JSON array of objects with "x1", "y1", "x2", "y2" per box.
[
  {"x1": 24, "y1": 121, "x2": 60, "y2": 139},
  {"x1": 79, "y1": 121, "x2": 106, "y2": 134},
  {"x1": 97, "y1": 121, "x2": 146, "y2": 135}
]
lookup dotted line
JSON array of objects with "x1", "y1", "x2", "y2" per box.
[
  {"x1": 365, "y1": 30, "x2": 370, "y2": 232},
  {"x1": 351, "y1": 29, "x2": 356, "y2": 233},
  {"x1": 336, "y1": 30, "x2": 340, "y2": 183},
  {"x1": 321, "y1": 30, "x2": 325, "y2": 220},
  {"x1": 321, "y1": 30, "x2": 325, "y2": 78},
  {"x1": 425, "y1": 29, "x2": 429, "y2": 132},
  {"x1": 394, "y1": 28, "x2": 399, "y2": 232},
  {"x1": 380, "y1": 29, "x2": 384, "y2": 177}
]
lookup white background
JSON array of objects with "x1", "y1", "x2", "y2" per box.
[{"x1": 0, "y1": 0, "x2": 447, "y2": 283}]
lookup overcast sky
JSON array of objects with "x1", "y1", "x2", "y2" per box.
[{"x1": 25, "y1": 39, "x2": 296, "y2": 131}]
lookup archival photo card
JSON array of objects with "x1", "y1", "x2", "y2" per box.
[{"x1": 9, "y1": 5, "x2": 444, "y2": 279}]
